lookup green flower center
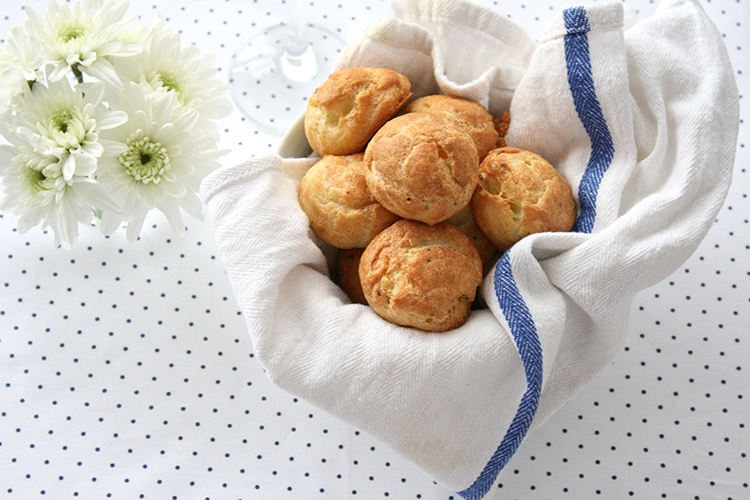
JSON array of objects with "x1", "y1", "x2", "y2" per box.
[
  {"x1": 23, "y1": 164, "x2": 52, "y2": 194},
  {"x1": 159, "y1": 73, "x2": 181, "y2": 93},
  {"x1": 149, "y1": 71, "x2": 184, "y2": 103},
  {"x1": 119, "y1": 130, "x2": 170, "y2": 184},
  {"x1": 51, "y1": 108, "x2": 76, "y2": 134},
  {"x1": 42, "y1": 106, "x2": 90, "y2": 151},
  {"x1": 59, "y1": 23, "x2": 88, "y2": 43}
]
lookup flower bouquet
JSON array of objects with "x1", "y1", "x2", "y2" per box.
[{"x1": 0, "y1": 0, "x2": 232, "y2": 248}]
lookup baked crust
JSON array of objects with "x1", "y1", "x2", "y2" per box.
[
  {"x1": 446, "y1": 204, "x2": 497, "y2": 265},
  {"x1": 363, "y1": 112, "x2": 480, "y2": 225},
  {"x1": 405, "y1": 94, "x2": 499, "y2": 161},
  {"x1": 335, "y1": 247, "x2": 368, "y2": 305},
  {"x1": 494, "y1": 111, "x2": 510, "y2": 148},
  {"x1": 298, "y1": 153, "x2": 400, "y2": 249},
  {"x1": 358, "y1": 219, "x2": 483, "y2": 332},
  {"x1": 304, "y1": 67, "x2": 412, "y2": 156},
  {"x1": 470, "y1": 147, "x2": 577, "y2": 252}
]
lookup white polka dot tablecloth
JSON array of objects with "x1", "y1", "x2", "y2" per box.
[{"x1": 0, "y1": 0, "x2": 747, "y2": 499}]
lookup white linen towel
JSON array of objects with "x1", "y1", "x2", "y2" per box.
[{"x1": 200, "y1": 0, "x2": 739, "y2": 497}]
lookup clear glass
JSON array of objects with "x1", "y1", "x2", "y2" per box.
[{"x1": 229, "y1": 1, "x2": 345, "y2": 135}]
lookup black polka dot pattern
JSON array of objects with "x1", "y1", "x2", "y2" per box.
[{"x1": 0, "y1": 0, "x2": 747, "y2": 498}]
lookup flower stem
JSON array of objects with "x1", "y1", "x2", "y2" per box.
[{"x1": 71, "y1": 64, "x2": 84, "y2": 84}]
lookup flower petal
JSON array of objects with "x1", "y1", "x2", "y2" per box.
[
  {"x1": 56, "y1": 204, "x2": 80, "y2": 249},
  {"x1": 82, "y1": 59, "x2": 123, "y2": 89},
  {"x1": 96, "y1": 110, "x2": 128, "y2": 130},
  {"x1": 157, "y1": 199, "x2": 185, "y2": 237},
  {"x1": 62, "y1": 154, "x2": 77, "y2": 181},
  {"x1": 161, "y1": 179, "x2": 187, "y2": 198},
  {"x1": 99, "y1": 210, "x2": 123, "y2": 236},
  {"x1": 179, "y1": 190, "x2": 204, "y2": 220},
  {"x1": 78, "y1": 182, "x2": 121, "y2": 213},
  {"x1": 47, "y1": 63, "x2": 70, "y2": 82},
  {"x1": 72, "y1": 152, "x2": 98, "y2": 177},
  {"x1": 125, "y1": 207, "x2": 147, "y2": 243},
  {"x1": 0, "y1": 145, "x2": 17, "y2": 173},
  {"x1": 79, "y1": 82, "x2": 105, "y2": 106}
]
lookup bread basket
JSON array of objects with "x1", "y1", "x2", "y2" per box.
[{"x1": 200, "y1": 0, "x2": 739, "y2": 497}]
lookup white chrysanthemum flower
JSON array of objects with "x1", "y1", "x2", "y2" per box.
[
  {"x1": 10, "y1": 78, "x2": 127, "y2": 181},
  {"x1": 97, "y1": 83, "x2": 225, "y2": 243},
  {"x1": 24, "y1": 0, "x2": 142, "y2": 88},
  {"x1": 114, "y1": 16, "x2": 232, "y2": 139},
  {"x1": 0, "y1": 131, "x2": 120, "y2": 249},
  {"x1": 0, "y1": 77, "x2": 126, "y2": 247},
  {"x1": 0, "y1": 26, "x2": 45, "y2": 113}
]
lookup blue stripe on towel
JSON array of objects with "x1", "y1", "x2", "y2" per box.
[
  {"x1": 458, "y1": 250, "x2": 543, "y2": 500},
  {"x1": 563, "y1": 6, "x2": 615, "y2": 234},
  {"x1": 460, "y1": 8, "x2": 613, "y2": 498}
]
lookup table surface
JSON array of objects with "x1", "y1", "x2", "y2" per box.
[{"x1": 1, "y1": 0, "x2": 747, "y2": 499}]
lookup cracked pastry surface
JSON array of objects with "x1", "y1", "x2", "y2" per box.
[
  {"x1": 405, "y1": 94, "x2": 500, "y2": 161},
  {"x1": 304, "y1": 67, "x2": 412, "y2": 156},
  {"x1": 363, "y1": 112, "x2": 480, "y2": 226},
  {"x1": 470, "y1": 147, "x2": 577, "y2": 252},
  {"x1": 358, "y1": 219, "x2": 483, "y2": 332},
  {"x1": 298, "y1": 153, "x2": 400, "y2": 249}
]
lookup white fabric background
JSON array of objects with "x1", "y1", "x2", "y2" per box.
[{"x1": 0, "y1": 0, "x2": 747, "y2": 499}]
